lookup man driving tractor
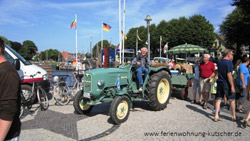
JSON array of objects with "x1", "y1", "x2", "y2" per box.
[{"x1": 132, "y1": 47, "x2": 152, "y2": 91}]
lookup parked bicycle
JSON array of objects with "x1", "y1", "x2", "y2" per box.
[
  {"x1": 20, "y1": 71, "x2": 49, "y2": 117},
  {"x1": 53, "y1": 70, "x2": 84, "y2": 106}
]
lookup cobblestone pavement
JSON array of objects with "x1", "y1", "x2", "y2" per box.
[{"x1": 20, "y1": 92, "x2": 250, "y2": 141}]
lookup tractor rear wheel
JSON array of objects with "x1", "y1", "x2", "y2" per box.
[
  {"x1": 146, "y1": 71, "x2": 171, "y2": 111},
  {"x1": 110, "y1": 95, "x2": 131, "y2": 124},
  {"x1": 73, "y1": 90, "x2": 93, "y2": 114}
]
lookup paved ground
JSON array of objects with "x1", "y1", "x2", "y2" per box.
[{"x1": 20, "y1": 90, "x2": 250, "y2": 141}]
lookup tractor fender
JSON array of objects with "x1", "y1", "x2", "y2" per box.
[
  {"x1": 116, "y1": 91, "x2": 131, "y2": 99},
  {"x1": 114, "y1": 92, "x2": 133, "y2": 108}
]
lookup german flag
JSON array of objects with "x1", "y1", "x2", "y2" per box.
[{"x1": 103, "y1": 23, "x2": 111, "y2": 32}]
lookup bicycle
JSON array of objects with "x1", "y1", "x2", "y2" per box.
[
  {"x1": 20, "y1": 71, "x2": 49, "y2": 117},
  {"x1": 53, "y1": 70, "x2": 84, "y2": 106}
]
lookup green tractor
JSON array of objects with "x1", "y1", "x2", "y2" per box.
[{"x1": 73, "y1": 63, "x2": 171, "y2": 124}]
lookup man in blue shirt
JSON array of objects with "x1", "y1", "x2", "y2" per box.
[
  {"x1": 132, "y1": 47, "x2": 152, "y2": 91},
  {"x1": 236, "y1": 57, "x2": 250, "y2": 113},
  {"x1": 214, "y1": 49, "x2": 235, "y2": 122}
]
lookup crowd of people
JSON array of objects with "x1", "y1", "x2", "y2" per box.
[{"x1": 190, "y1": 49, "x2": 250, "y2": 127}]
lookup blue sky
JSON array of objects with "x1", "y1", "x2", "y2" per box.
[{"x1": 0, "y1": 0, "x2": 235, "y2": 53}]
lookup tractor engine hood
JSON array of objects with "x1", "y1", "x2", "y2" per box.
[{"x1": 84, "y1": 68, "x2": 130, "y2": 96}]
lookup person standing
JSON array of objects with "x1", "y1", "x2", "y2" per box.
[
  {"x1": 243, "y1": 112, "x2": 250, "y2": 128},
  {"x1": 236, "y1": 57, "x2": 250, "y2": 113},
  {"x1": 214, "y1": 49, "x2": 235, "y2": 122},
  {"x1": 199, "y1": 54, "x2": 215, "y2": 109},
  {"x1": 81, "y1": 53, "x2": 96, "y2": 70},
  {"x1": 132, "y1": 47, "x2": 152, "y2": 91},
  {"x1": 0, "y1": 38, "x2": 21, "y2": 140},
  {"x1": 210, "y1": 70, "x2": 218, "y2": 114},
  {"x1": 191, "y1": 59, "x2": 201, "y2": 104}
]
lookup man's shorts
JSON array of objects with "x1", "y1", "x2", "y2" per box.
[
  {"x1": 216, "y1": 81, "x2": 235, "y2": 101},
  {"x1": 199, "y1": 78, "x2": 211, "y2": 93}
]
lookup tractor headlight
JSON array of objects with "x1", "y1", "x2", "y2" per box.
[{"x1": 97, "y1": 80, "x2": 104, "y2": 87}]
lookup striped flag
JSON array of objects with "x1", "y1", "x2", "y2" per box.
[
  {"x1": 70, "y1": 18, "x2": 77, "y2": 29},
  {"x1": 103, "y1": 23, "x2": 111, "y2": 32}
]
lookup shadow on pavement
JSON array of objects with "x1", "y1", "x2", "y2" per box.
[
  {"x1": 79, "y1": 125, "x2": 120, "y2": 141},
  {"x1": 131, "y1": 101, "x2": 151, "y2": 111},
  {"x1": 75, "y1": 102, "x2": 111, "y2": 117},
  {"x1": 186, "y1": 104, "x2": 219, "y2": 121}
]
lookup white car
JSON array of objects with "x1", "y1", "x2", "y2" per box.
[{"x1": 4, "y1": 44, "x2": 50, "y2": 103}]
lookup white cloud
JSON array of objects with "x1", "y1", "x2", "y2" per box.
[{"x1": 0, "y1": 0, "x2": 35, "y2": 25}]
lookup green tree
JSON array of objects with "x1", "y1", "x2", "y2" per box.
[
  {"x1": 38, "y1": 49, "x2": 62, "y2": 61},
  {"x1": 188, "y1": 15, "x2": 215, "y2": 48},
  {"x1": 92, "y1": 40, "x2": 115, "y2": 58},
  {"x1": 19, "y1": 40, "x2": 38, "y2": 60},
  {"x1": 125, "y1": 26, "x2": 147, "y2": 51},
  {"x1": 10, "y1": 41, "x2": 22, "y2": 52},
  {"x1": 0, "y1": 36, "x2": 11, "y2": 46},
  {"x1": 220, "y1": 0, "x2": 250, "y2": 58},
  {"x1": 124, "y1": 14, "x2": 215, "y2": 58}
]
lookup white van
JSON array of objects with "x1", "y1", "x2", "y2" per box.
[{"x1": 4, "y1": 44, "x2": 50, "y2": 103}]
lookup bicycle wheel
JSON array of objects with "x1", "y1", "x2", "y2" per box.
[
  {"x1": 21, "y1": 84, "x2": 37, "y2": 104},
  {"x1": 53, "y1": 82, "x2": 71, "y2": 106},
  {"x1": 37, "y1": 87, "x2": 49, "y2": 110},
  {"x1": 19, "y1": 105, "x2": 25, "y2": 119}
]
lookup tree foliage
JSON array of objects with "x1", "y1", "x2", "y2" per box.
[
  {"x1": 0, "y1": 36, "x2": 11, "y2": 46},
  {"x1": 18, "y1": 40, "x2": 38, "y2": 60},
  {"x1": 92, "y1": 40, "x2": 115, "y2": 57},
  {"x1": 0, "y1": 35, "x2": 39, "y2": 60},
  {"x1": 220, "y1": 0, "x2": 250, "y2": 46},
  {"x1": 38, "y1": 49, "x2": 62, "y2": 61},
  {"x1": 10, "y1": 41, "x2": 22, "y2": 52},
  {"x1": 220, "y1": 0, "x2": 250, "y2": 61},
  {"x1": 124, "y1": 14, "x2": 215, "y2": 57}
]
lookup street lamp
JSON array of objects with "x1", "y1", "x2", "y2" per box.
[{"x1": 145, "y1": 15, "x2": 152, "y2": 59}]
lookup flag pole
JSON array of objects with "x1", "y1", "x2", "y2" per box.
[
  {"x1": 166, "y1": 42, "x2": 169, "y2": 58},
  {"x1": 101, "y1": 21, "x2": 103, "y2": 50},
  {"x1": 97, "y1": 43, "x2": 99, "y2": 59},
  {"x1": 136, "y1": 29, "x2": 138, "y2": 55},
  {"x1": 119, "y1": 0, "x2": 122, "y2": 64},
  {"x1": 101, "y1": 22, "x2": 104, "y2": 67},
  {"x1": 160, "y1": 36, "x2": 162, "y2": 57},
  {"x1": 75, "y1": 14, "x2": 78, "y2": 61},
  {"x1": 122, "y1": 0, "x2": 125, "y2": 64},
  {"x1": 90, "y1": 34, "x2": 92, "y2": 58}
]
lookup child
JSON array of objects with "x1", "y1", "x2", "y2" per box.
[{"x1": 210, "y1": 70, "x2": 218, "y2": 114}]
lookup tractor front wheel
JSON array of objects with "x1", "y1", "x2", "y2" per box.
[
  {"x1": 110, "y1": 96, "x2": 131, "y2": 124},
  {"x1": 73, "y1": 90, "x2": 93, "y2": 114}
]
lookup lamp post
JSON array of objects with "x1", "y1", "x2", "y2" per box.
[{"x1": 145, "y1": 15, "x2": 152, "y2": 59}]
